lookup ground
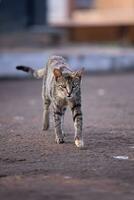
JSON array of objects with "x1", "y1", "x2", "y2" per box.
[{"x1": 0, "y1": 74, "x2": 134, "y2": 200}]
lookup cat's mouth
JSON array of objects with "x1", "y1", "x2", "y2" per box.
[{"x1": 66, "y1": 94, "x2": 73, "y2": 99}]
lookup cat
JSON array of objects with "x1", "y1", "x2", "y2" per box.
[{"x1": 16, "y1": 55, "x2": 84, "y2": 148}]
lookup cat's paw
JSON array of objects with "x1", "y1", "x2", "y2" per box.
[
  {"x1": 75, "y1": 138, "x2": 84, "y2": 148},
  {"x1": 55, "y1": 137, "x2": 64, "y2": 144}
]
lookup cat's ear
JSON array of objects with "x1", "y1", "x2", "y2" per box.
[
  {"x1": 73, "y1": 68, "x2": 84, "y2": 79},
  {"x1": 53, "y1": 68, "x2": 62, "y2": 80}
]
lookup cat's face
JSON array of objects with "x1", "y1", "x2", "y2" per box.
[{"x1": 53, "y1": 69, "x2": 82, "y2": 99}]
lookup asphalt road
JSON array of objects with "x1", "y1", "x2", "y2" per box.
[{"x1": 0, "y1": 74, "x2": 134, "y2": 200}]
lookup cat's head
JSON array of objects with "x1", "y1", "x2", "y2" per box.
[{"x1": 53, "y1": 68, "x2": 83, "y2": 99}]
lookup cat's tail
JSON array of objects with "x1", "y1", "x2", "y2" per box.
[{"x1": 16, "y1": 66, "x2": 45, "y2": 79}]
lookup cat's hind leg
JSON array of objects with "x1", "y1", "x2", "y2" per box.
[{"x1": 42, "y1": 97, "x2": 51, "y2": 130}]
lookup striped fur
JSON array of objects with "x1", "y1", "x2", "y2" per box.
[{"x1": 16, "y1": 56, "x2": 84, "y2": 147}]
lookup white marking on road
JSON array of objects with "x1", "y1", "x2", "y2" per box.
[
  {"x1": 129, "y1": 146, "x2": 134, "y2": 149},
  {"x1": 113, "y1": 156, "x2": 129, "y2": 160}
]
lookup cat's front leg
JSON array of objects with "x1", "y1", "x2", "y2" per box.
[
  {"x1": 71, "y1": 103, "x2": 84, "y2": 148},
  {"x1": 53, "y1": 106, "x2": 64, "y2": 144}
]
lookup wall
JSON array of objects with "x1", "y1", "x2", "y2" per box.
[
  {"x1": 72, "y1": 0, "x2": 134, "y2": 25},
  {"x1": 96, "y1": 0, "x2": 134, "y2": 9}
]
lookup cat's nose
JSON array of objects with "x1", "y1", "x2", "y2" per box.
[
  {"x1": 66, "y1": 88, "x2": 72, "y2": 97},
  {"x1": 67, "y1": 92, "x2": 71, "y2": 97}
]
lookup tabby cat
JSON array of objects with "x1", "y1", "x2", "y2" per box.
[{"x1": 16, "y1": 56, "x2": 84, "y2": 148}]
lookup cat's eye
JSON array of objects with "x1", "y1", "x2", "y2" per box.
[
  {"x1": 62, "y1": 85, "x2": 66, "y2": 88},
  {"x1": 59, "y1": 85, "x2": 66, "y2": 89}
]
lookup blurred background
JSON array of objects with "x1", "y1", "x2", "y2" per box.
[{"x1": 0, "y1": 0, "x2": 134, "y2": 76}]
